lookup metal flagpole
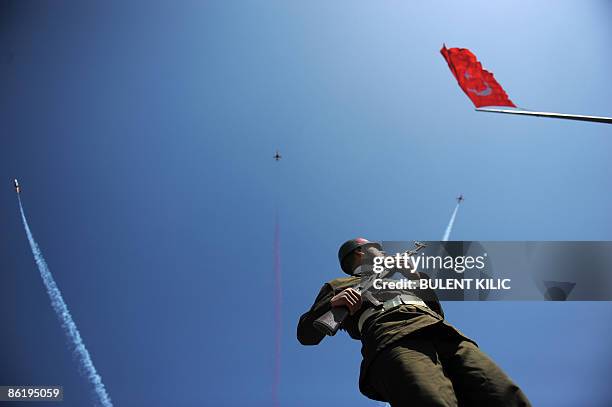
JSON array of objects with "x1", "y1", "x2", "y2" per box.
[{"x1": 475, "y1": 108, "x2": 612, "y2": 124}]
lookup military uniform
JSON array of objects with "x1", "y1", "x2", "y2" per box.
[{"x1": 297, "y1": 274, "x2": 531, "y2": 406}]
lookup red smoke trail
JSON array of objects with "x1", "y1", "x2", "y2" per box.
[{"x1": 273, "y1": 211, "x2": 282, "y2": 407}]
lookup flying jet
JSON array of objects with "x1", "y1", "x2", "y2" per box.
[
  {"x1": 13, "y1": 179, "x2": 20, "y2": 194},
  {"x1": 274, "y1": 150, "x2": 282, "y2": 161},
  {"x1": 456, "y1": 194, "x2": 464, "y2": 203}
]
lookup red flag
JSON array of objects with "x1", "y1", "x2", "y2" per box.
[{"x1": 440, "y1": 45, "x2": 516, "y2": 108}]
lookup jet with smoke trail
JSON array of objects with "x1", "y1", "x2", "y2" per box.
[
  {"x1": 272, "y1": 151, "x2": 282, "y2": 407},
  {"x1": 17, "y1": 191, "x2": 113, "y2": 407},
  {"x1": 442, "y1": 195, "x2": 463, "y2": 241}
]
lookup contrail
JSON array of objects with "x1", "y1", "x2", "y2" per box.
[
  {"x1": 18, "y1": 196, "x2": 113, "y2": 407},
  {"x1": 442, "y1": 203, "x2": 460, "y2": 242},
  {"x1": 273, "y1": 211, "x2": 282, "y2": 407}
]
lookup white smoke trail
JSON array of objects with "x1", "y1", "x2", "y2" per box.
[
  {"x1": 442, "y1": 203, "x2": 460, "y2": 242},
  {"x1": 18, "y1": 197, "x2": 113, "y2": 407}
]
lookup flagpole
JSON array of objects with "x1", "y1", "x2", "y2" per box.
[{"x1": 476, "y1": 107, "x2": 612, "y2": 124}]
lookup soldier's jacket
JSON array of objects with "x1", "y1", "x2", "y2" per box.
[{"x1": 297, "y1": 272, "x2": 477, "y2": 400}]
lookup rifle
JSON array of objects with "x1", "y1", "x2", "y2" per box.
[{"x1": 313, "y1": 241, "x2": 427, "y2": 336}]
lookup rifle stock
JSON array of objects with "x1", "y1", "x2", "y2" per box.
[{"x1": 313, "y1": 306, "x2": 349, "y2": 336}]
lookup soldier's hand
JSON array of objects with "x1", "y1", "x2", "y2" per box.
[{"x1": 330, "y1": 288, "x2": 362, "y2": 315}]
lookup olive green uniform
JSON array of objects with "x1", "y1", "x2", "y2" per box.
[{"x1": 297, "y1": 275, "x2": 531, "y2": 406}]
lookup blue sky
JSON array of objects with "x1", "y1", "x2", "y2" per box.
[{"x1": 1, "y1": 1, "x2": 611, "y2": 406}]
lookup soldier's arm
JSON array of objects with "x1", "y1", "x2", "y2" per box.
[{"x1": 297, "y1": 283, "x2": 335, "y2": 345}]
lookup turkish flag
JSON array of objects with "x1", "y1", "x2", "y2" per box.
[{"x1": 440, "y1": 45, "x2": 516, "y2": 108}]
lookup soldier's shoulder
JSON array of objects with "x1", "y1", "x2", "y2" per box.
[{"x1": 326, "y1": 276, "x2": 360, "y2": 290}]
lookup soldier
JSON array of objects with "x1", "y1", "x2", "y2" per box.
[{"x1": 297, "y1": 238, "x2": 531, "y2": 407}]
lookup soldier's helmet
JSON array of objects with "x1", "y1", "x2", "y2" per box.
[{"x1": 338, "y1": 237, "x2": 382, "y2": 275}]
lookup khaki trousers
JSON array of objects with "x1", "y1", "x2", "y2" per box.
[{"x1": 368, "y1": 325, "x2": 532, "y2": 407}]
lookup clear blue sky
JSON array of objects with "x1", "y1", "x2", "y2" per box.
[{"x1": 1, "y1": 1, "x2": 611, "y2": 406}]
